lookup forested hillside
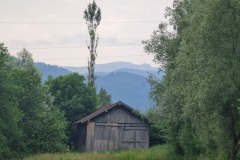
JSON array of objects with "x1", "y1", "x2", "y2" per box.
[
  {"x1": 63, "y1": 61, "x2": 157, "y2": 74},
  {"x1": 36, "y1": 62, "x2": 158, "y2": 111},
  {"x1": 96, "y1": 72, "x2": 151, "y2": 111},
  {"x1": 35, "y1": 62, "x2": 71, "y2": 81}
]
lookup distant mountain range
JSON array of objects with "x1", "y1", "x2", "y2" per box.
[
  {"x1": 96, "y1": 72, "x2": 152, "y2": 111},
  {"x1": 35, "y1": 62, "x2": 163, "y2": 112},
  {"x1": 35, "y1": 62, "x2": 71, "y2": 81},
  {"x1": 63, "y1": 61, "x2": 157, "y2": 74},
  {"x1": 63, "y1": 61, "x2": 163, "y2": 78}
]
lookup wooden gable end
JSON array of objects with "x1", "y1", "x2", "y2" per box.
[{"x1": 92, "y1": 104, "x2": 148, "y2": 124}]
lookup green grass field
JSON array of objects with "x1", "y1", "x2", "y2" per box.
[{"x1": 24, "y1": 145, "x2": 179, "y2": 160}]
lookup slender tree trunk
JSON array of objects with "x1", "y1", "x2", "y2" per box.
[
  {"x1": 87, "y1": 22, "x2": 97, "y2": 87},
  {"x1": 230, "y1": 104, "x2": 239, "y2": 160},
  {"x1": 231, "y1": 122, "x2": 238, "y2": 160}
]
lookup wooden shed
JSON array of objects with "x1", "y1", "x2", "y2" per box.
[{"x1": 74, "y1": 101, "x2": 150, "y2": 151}]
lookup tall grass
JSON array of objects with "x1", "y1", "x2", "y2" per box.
[{"x1": 24, "y1": 145, "x2": 179, "y2": 160}]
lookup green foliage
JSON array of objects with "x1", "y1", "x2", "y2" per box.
[
  {"x1": 146, "y1": 106, "x2": 166, "y2": 146},
  {"x1": 149, "y1": 124, "x2": 166, "y2": 146},
  {"x1": 46, "y1": 73, "x2": 97, "y2": 149},
  {"x1": 144, "y1": 0, "x2": 240, "y2": 159},
  {"x1": 46, "y1": 73, "x2": 97, "y2": 122},
  {"x1": 12, "y1": 49, "x2": 68, "y2": 154},
  {"x1": 0, "y1": 43, "x2": 23, "y2": 159},
  {"x1": 0, "y1": 46, "x2": 67, "y2": 158},
  {"x1": 97, "y1": 87, "x2": 112, "y2": 107}
]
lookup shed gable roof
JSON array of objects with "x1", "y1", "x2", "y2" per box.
[{"x1": 74, "y1": 101, "x2": 148, "y2": 124}]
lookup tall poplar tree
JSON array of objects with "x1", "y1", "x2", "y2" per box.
[{"x1": 83, "y1": 0, "x2": 101, "y2": 87}]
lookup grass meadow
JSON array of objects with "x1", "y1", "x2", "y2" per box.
[
  {"x1": 24, "y1": 145, "x2": 179, "y2": 160},
  {"x1": 24, "y1": 144, "x2": 210, "y2": 160}
]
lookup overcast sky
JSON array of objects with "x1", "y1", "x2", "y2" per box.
[{"x1": 0, "y1": 0, "x2": 174, "y2": 67}]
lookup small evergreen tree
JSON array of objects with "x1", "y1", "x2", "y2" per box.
[{"x1": 97, "y1": 88, "x2": 112, "y2": 107}]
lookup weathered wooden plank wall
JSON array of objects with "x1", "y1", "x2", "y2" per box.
[
  {"x1": 93, "y1": 106, "x2": 145, "y2": 124},
  {"x1": 77, "y1": 104, "x2": 149, "y2": 151}
]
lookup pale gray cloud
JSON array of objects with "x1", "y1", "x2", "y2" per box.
[{"x1": 0, "y1": 0, "x2": 174, "y2": 67}]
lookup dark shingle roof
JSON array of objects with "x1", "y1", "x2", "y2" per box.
[{"x1": 74, "y1": 101, "x2": 147, "y2": 124}]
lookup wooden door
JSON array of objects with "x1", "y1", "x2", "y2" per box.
[
  {"x1": 94, "y1": 125, "x2": 117, "y2": 151},
  {"x1": 120, "y1": 126, "x2": 148, "y2": 149}
]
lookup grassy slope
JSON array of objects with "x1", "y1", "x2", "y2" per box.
[{"x1": 24, "y1": 145, "x2": 179, "y2": 160}]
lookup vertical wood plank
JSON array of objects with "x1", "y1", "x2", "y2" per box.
[{"x1": 86, "y1": 122, "x2": 95, "y2": 151}]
